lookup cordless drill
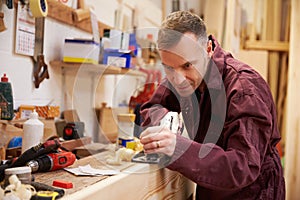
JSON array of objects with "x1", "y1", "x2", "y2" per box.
[
  {"x1": 27, "y1": 149, "x2": 76, "y2": 173},
  {"x1": 0, "y1": 139, "x2": 62, "y2": 181}
]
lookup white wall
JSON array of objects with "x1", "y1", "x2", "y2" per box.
[{"x1": 0, "y1": 5, "x2": 92, "y2": 109}]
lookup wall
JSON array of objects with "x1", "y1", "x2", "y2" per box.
[{"x1": 0, "y1": 0, "x2": 161, "y2": 141}]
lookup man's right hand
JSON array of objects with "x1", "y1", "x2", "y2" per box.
[{"x1": 140, "y1": 126, "x2": 177, "y2": 157}]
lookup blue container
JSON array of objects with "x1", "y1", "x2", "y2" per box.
[
  {"x1": 118, "y1": 137, "x2": 134, "y2": 148},
  {"x1": 103, "y1": 49, "x2": 131, "y2": 68},
  {"x1": 8, "y1": 136, "x2": 22, "y2": 148}
]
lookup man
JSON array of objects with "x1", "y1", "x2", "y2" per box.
[{"x1": 139, "y1": 11, "x2": 285, "y2": 199}]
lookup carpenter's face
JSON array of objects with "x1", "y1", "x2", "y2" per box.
[{"x1": 159, "y1": 33, "x2": 208, "y2": 97}]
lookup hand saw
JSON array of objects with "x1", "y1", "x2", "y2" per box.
[
  {"x1": 32, "y1": 17, "x2": 49, "y2": 88},
  {"x1": 6, "y1": 0, "x2": 13, "y2": 9}
]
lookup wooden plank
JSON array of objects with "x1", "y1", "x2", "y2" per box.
[
  {"x1": 74, "y1": 18, "x2": 93, "y2": 33},
  {"x1": 34, "y1": 151, "x2": 194, "y2": 199},
  {"x1": 47, "y1": 0, "x2": 74, "y2": 25},
  {"x1": 61, "y1": 136, "x2": 92, "y2": 152},
  {"x1": 204, "y1": 0, "x2": 226, "y2": 42},
  {"x1": 267, "y1": 0, "x2": 281, "y2": 108},
  {"x1": 82, "y1": 165, "x2": 194, "y2": 200},
  {"x1": 276, "y1": 53, "x2": 288, "y2": 148},
  {"x1": 244, "y1": 40, "x2": 289, "y2": 52},
  {"x1": 261, "y1": 0, "x2": 269, "y2": 40},
  {"x1": 276, "y1": 0, "x2": 291, "y2": 152},
  {"x1": 73, "y1": 9, "x2": 90, "y2": 22},
  {"x1": 235, "y1": 50, "x2": 268, "y2": 80},
  {"x1": 161, "y1": 0, "x2": 166, "y2": 21},
  {"x1": 77, "y1": 0, "x2": 87, "y2": 9},
  {"x1": 47, "y1": 0, "x2": 112, "y2": 35},
  {"x1": 261, "y1": 0, "x2": 281, "y2": 104},
  {"x1": 249, "y1": 0, "x2": 258, "y2": 41},
  {"x1": 284, "y1": 0, "x2": 300, "y2": 199}
]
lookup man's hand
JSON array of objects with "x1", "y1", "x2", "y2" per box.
[{"x1": 140, "y1": 126, "x2": 177, "y2": 157}]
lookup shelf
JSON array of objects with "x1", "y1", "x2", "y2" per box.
[
  {"x1": 50, "y1": 61, "x2": 146, "y2": 77},
  {"x1": 46, "y1": 0, "x2": 112, "y2": 36},
  {"x1": 13, "y1": 0, "x2": 112, "y2": 36}
]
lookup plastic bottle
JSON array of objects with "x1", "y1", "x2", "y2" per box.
[
  {"x1": 22, "y1": 110, "x2": 44, "y2": 153},
  {"x1": 0, "y1": 73, "x2": 14, "y2": 120}
]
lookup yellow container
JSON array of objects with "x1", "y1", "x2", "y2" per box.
[{"x1": 117, "y1": 113, "x2": 136, "y2": 147}]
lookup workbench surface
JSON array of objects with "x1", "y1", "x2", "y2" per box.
[{"x1": 34, "y1": 149, "x2": 195, "y2": 200}]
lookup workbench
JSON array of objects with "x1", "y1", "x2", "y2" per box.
[{"x1": 34, "y1": 148, "x2": 195, "y2": 200}]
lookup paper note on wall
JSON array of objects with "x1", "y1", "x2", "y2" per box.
[{"x1": 15, "y1": 2, "x2": 35, "y2": 56}]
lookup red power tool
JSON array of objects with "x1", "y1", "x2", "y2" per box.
[{"x1": 27, "y1": 149, "x2": 76, "y2": 173}]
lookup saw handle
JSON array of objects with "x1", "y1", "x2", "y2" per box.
[{"x1": 34, "y1": 54, "x2": 49, "y2": 88}]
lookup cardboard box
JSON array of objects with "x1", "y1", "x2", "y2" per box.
[
  {"x1": 63, "y1": 39, "x2": 100, "y2": 64},
  {"x1": 96, "y1": 103, "x2": 129, "y2": 143}
]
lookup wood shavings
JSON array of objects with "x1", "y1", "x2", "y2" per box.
[
  {"x1": 4, "y1": 175, "x2": 36, "y2": 200},
  {"x1": 106, "y1": 148, "x2": 136, "y2": 165},
  {"x1": 134, "y1": 137, "x2": 143, "y2": 152}
]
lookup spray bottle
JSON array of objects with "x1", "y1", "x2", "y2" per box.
[{"x1": 0, "y1": 73, "x2": 14, "y2": 120}]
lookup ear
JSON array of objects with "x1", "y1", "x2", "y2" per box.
[{"x1": 207, "y1": 40, "x2": 214, "y2": 58}]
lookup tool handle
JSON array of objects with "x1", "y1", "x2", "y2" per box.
[
  {"x1": 6, "y1": 0, "x2": 13, "y2": 9},
  {"x1": 0, "y1": 163, "x2": 10, "y2": 182},
  {"x1": 34, "y1": 54, "x2": 49, "y2": 89},
  {"x1": 31, "y1": 181, "x2": 65, "y2": 198}
]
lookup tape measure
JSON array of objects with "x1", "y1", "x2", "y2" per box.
[
  {"x1": 35, "y1": 191, "x2": 59, "y2": 200},
  {"x1": 29, "y1": 0, "x2": 48, "y2": 17}
]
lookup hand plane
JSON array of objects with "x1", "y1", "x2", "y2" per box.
[{"x1": 132, "y1": 112, "x2": 182, "y2": 164}]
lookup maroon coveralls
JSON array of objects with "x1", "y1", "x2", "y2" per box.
[{"x1": 141, "y1": 36, "x2": 285, "y2": 199}]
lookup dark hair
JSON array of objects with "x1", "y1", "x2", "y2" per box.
[{"x1": 157, "y1": 11, "x2": 207, "y2": 50}]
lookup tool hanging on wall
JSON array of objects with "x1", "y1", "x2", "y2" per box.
[
  {"x1": 129, "y1": 68, "x2": 162, "y2": 111},
  {"x1": 30, "y1": 0, "x2": 49, "y2": 88},
  {"x1": 0, "y1": 12, "x2": 6, "y2": 32},
  {"x1": 0, "y1": 0, "x2": 7, "y2": 32},
  {"x1": 6, "y1": 0, "x2": 13, "y2": 9}
]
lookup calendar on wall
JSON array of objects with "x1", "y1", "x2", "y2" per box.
[{"x1": 15, "y1": 2, "x2": 35, "y2": 56}]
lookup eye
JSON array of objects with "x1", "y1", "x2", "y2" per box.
[{"x1": 183, "y1": 62, "x2": 192, "y2": 69}]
